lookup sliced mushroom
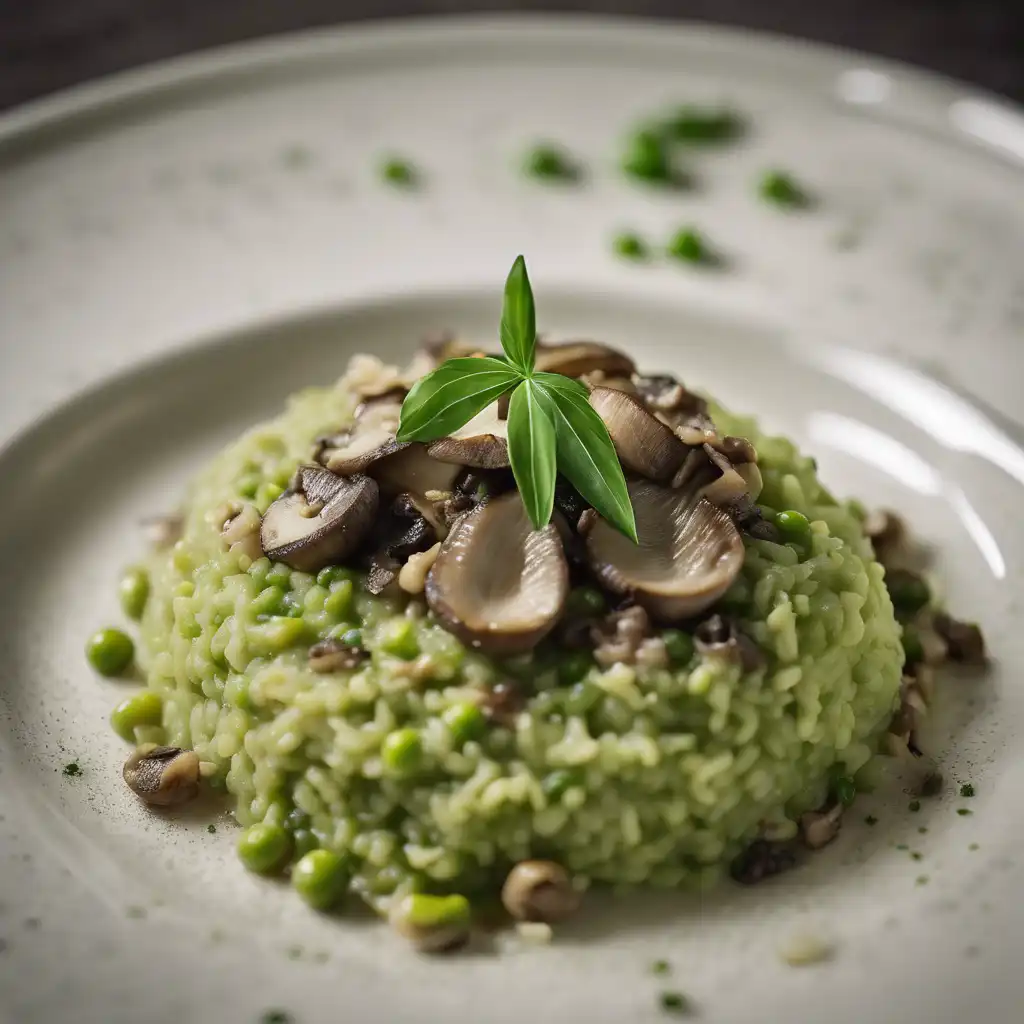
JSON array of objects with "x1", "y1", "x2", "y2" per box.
[
  {"x1": 634, "y1": 373, "x2": 707, "y2": 417},
  {"x1": 123, "y1": 745, "x2": 201, "y2": 807},
  {"x1": 501, "y1": 860, "x2": 580, "y2": 922},
  {"x1": 387, "y1": 494, "x2": 440, "y2": 559},
  {"x1": 932, "y1": 613, "x2": 986, "y2": 664},
  {"x1": 371, "y1": 444, "x2": 462, "y2": 499},
  {"x1": 534, "y1": 339, "x2": 636, "y2": 379},
  {"x1": 694, "y1": 614, "x2": 765, "y2": 673},
  {"x1": 308, "y1": 639, "x2": 366, "y2": 673},
  {"x1": 317, "y1": 401, "x2": 409, "y2": 475},
  {"x1": 260, "y1": 466, "x2": 378, "y2": 573},
  {"x1": 585, "y1": 478, "x2": 744, "y2": 622},
  {"x1": 799, "y1": 802, "x2": 844, "y2": 850},
  {"x1": 426, "y1": 404, "x2": 510, "y2": 469},
  {"x1": 425, "y1": 491, "x2": 569, "y2": 654},
  {"x1": 589, "y1": 386, "x2": 691, "y2": 483}
]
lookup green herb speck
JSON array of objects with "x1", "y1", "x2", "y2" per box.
[
  {"x1": 916, "y1": 875, "x2": 929, "y2": 886},
  {"x1": 918, "y1": 827, "x2": 928, "y2": 835},
  {"x1": 909, "y1": 800, "x2": 921, "y2": 813},
  {"x1": 969, "y1": 843, "x2": 980, "y2": 851},
  {"x1": 957, "y1": 808, "x2": 974, "y2": 817},
  {"x1": 960, "y1": 784, "x2": 975, "y2": 798},
  {"x1": 207, "y1": 824, "x2": 217, "y2": 834},
  {"x1": 524, "y1": 143, "x2": 581, "y2": 182},
  {"x1": 864, "y1": 814, "x2": 878, "y2": 826},
  {"x1": 896, "y1": 844, "x2": 909, "y2": 851},
  {"x1": 666, "y1": 106, "x2": 744, "y2": 143},
  {"x1": 659, "y1": 991, "x2": 690, "y2": 1015},
  {"x1": 652, "y1": 959, "x2": 671, "y2": 975},
  {"x1": 911, "y1": 851, "x2": 923, "y2": 861},
  {"x1": 667, "y1": 227, "x2": 716, "y2": 266},
  {"x1": 622, "y1": 129, "x2": 677, "y2": 185},
  {"x1": 126, "y1": 905, "x2": 146, "y2": 920},
  {"x1": 261, "y1": 1012, "x2": 292, "y2": 1024},
  {"x1": 759, "y1": 169, "x2": 810, "y2": 208},
  {"x1": 62, "y1": 762, "x2": 81, "y2": 777},
  {"x1": 380, "y1": 156, "x2": 418, "y2": 188},
  {"x1": 613, "y1": 232, "x2": 649, "y2": 260}
]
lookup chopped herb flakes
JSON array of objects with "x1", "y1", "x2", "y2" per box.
[
  {"x1": 759, "y1": 169, "x2": 809, "y2": 208},
  {"x1": 622, "y1": 129, "x2": 677, "y2": 186},
  {"x1": 916, "y1": 875, "x2": 930, "y2": 886},
  {"x1": 960, "y1": 784, "x2": 975, "y2": 798},
  {"x1": 667, "y1": 228, "x2": 715, "y2": 265},
  {"x1": 957, "y1": 808, "x2": 974, "y2": 817},
  {"x1": 524, "y1": 144, "x2": 581, "y2": 182},
  {"x1": 62, "y1": 762, "x2": 81, "y2": 777},
  {"x1": 613, "y1": 232, "x2": 648, "y2": 260},
  {"x1": 659, "y1": 991, "x2": 690, "y2": 1015},
  {"x1": 969, "y1": 843, "x2": 980, "y2": 851},
  {"x1": 261, "y1": 1013, "x2": 292, "y2": 1024},
  {"x1": 910, "y1": 852, "x2": 923, "y2": 861},
  {"x1": 652, "y1": 959, "x2": 671, "y2": 976},
  {"x1": 908, "y1": 800, "x2": 921, "y2": 813},
  {"x1": 380, "y1": 157, "x2": 418, "y2": 187},
  {"x1": 207, "y1": 824, "x2": 217, "y2": 834},
  {"x1": 864, "y1": 815, "x2": 878, "y2": 826},
  {"x1": 666, "y1": 106, "x2": 744, "y2": 143}
]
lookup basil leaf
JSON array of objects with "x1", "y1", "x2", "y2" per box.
[
  {"x1": 536, "y1": 383, "x2": 638, "y2": 542},
  {"x1": 506, "y1": 380, "x2": 557, "y2": 530},
  {"x1": 499, "y1": 255, "x2": 537, "y2": 376},
  {"x1": 532, "y1": 371, "x2": 590, "y2": 400},
  {"x1": 397, "y1": 357, "x2": 522, "y2": 442}
]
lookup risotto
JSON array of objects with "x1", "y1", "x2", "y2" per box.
[{"x1": 103, "y1": 335, "x2": 916, "y2": 948}]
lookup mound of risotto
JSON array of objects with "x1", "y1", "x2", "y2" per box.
[{"x1": 102, "y1": 332, "x2": 937, "y2": 952}]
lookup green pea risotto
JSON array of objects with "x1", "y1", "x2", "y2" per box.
[{"x1": 102, "y1": 329, "x2": 976, "y2": 951}]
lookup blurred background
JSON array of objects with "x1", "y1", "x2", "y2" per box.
[{"x1": 1, "y1": 0, "x2": 1022, "y2": 111}]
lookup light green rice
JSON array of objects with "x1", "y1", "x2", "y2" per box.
[{"x1": 137, "y1": 371, "x2": 903, "y2": 909}]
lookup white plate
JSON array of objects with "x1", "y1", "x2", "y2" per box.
[{"x1": 1, "y1": 16, "x2": 1023, "y2": 1024}]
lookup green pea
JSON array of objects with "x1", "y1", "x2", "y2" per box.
[
  {"x1": 566, "y1": 586, "x2": 606, "y2": 619},
  {"x1": 110, "y1": 691, "x2": 163, "y2": 742},
  {"x1": 292, "y1": 829, "x2": 320, "y2": 860},
  {"x1": 380, "y1": 156, "x2": 417, "y2": 187},
  {"x1": 886, "y1": 570, "x2": 930, "y2": 617},
  {"x1": 248, "y1": 616, "x2": 307, "y2": 654},
  {"x1": 662, "y1": 629, "x2": 695, "y2": 666},
  {"x1": 667, "y1": 227, "x2": 708, "y2": 264},
  {"x1": 324, "y1": 579, "x2": 354, "y2": 620},
  {"x1": 565, "y1": 680, "x2": 602, "y2": 717},
  {"x1": 87, "y1": 627, "x2": 135, "y2": 677},
  {"x1": 542, "y1": 769, "x2": 584, "y2": 802},
  {"x1": 338, "y1": 627, "x2": 363, "y2": 648},
  {"x1": 317, "y1": 566, "x2": 357, "y2": 588},
  {"x1": 266, "y1": 562, "x2": 292, "y2": 586},
  {"x1": 759, "y1": 169, "x2": 808, "y2": 207},
  {"x1": 257, "y1": 482, "x2": 285, "y2": 510},
  {"x1": 524, "y1": 143, "x2": 580, "y2": 182},
  {"x1": 118, "y1": 568, "x2": 150, "y2": 621},
  {"x1": 382, "y1": 728, "x2": 423, "y2": 774},
  {"x1": 442, "y1": 702, "x2": 486, "y2": 746},
  {"x1": 397, "y1": 891, "x2": 470, "y2": 931},
  {"x1": 623, "y1": 129, "x2": 673, "y2": 184},
  {"x1": 292, "y1": 849, "x2": 349, "y2": 910},
  {"x1": 558, "y1": 651, "x2": 594, "y2": 686},
  {"x1": 252, "y1": 585, "x2": 289, "y2": 617},
  {"x1": 237, "y1": 472, "x2": 261, "y2": 499},
  {"x1": 775, "y1": 510, "x2": 812, "y2": 545},
  {"x1": 613, "y1": 232, "x2": 648, "y2": 260},
  {"x1": 901, "y1": 624, "x2": 924, "y2": 666},
  {"x1": 380, "y1": 619, "x2": 419, "y2": 660},
  {"x1": 237, "y1": 823, "x2": 291, "y2": 875}
]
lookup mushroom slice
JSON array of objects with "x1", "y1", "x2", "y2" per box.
[
  {"x1": 585, "y1": 478, "x2": 744, "y2": 622},
  {"x1": 260, "y1": 466, "x2": 378, "y2": 573},
  {"x1": 425, "y1": 491, "x2": 569, "y2": 654},
  {"x1": 123, "y1": 745, "x2": 201, "y2": 807},
  {"x1": 317, "y1": 402, "x2": 409, "y2": 475},
  {"x1": 590, "y1": 386, "x2": 692, "y2": 483},
  {"x1": 371, "y1": 443, "x2": 462, "y2": 499},
  {"x1": 426, "y1": 404, "x2": 510, "y2": 469},
  {"x1": 534, "y1": 340, "x2": 636, "y2": 379}
]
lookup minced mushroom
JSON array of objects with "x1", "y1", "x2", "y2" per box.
[
  {"x1": 398, "y1": 543, "x2": 441, "y2": 594},
  {"x1": 863, "y1": 508, "x2": 908, "y2": 567},
  {"x1": 480, "y1": 679, "x2": 527, "y2": 727},
  {"x1": 694, "y1": 615, "x2": 765, "y2": 673},
  {"x1": 221, "y1": 502, "x2": 263, "y2": 562},
  {"x1": 591, "y1": 605, "x2": 653, "y2": 668},
  {"x1": 799, "y1": 802, "x2": 844, "y2": 850},
  {"x1": 308, "y1": 639, "x2": 366, "y2": 673},
  {"x1": 501, "y1": 860, "x2": 580, "y2": 922},
  {"x1": 123, "y1": 745, "x2": 201, "y2": 806},
  {"x1": 932, "y1": 613, "x2": 986, "y2": 664},
  {"x1": 730, "y1": 840, "x2": 797, "y2": 885}
]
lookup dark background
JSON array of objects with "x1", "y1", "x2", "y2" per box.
[{"x1": 0, "y1": 0, "x2": 1022, "y2": 111}]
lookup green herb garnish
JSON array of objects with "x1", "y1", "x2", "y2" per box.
[
  {"x1": 652, "y1": 959, "x2": 671, "y2": 975},
  {"x1": 957, "y1": 808, "x2": 973, "y2": 817},
  {"x1": 207, "y1": 824, "x2": 217, "y2": 834},
  {"x1": 62, "y1": 762, "x2": 81, "y2": 777},
  {"x1": 397, "y1": 256, "x2": 637, "y2": 540},
  {"x1": 960, "y1": 783, "x2": 975, "y2": 798},
  {"x1": 864, "y1": 815, "x2": 878, "y2": 826},
  {"x1": 659, "y1": 991, "x2": 690, "y2": 1015},
  {"x1": 908, "y1": 800, "x2": 921, "y2": 813},
  {"x1": 666, "y1": 106, "x2": 744, "y2": 143},
  {"x1": 524, "y1": 143, "x2": 581, "y2": 182},
  {"x1": 759, "y1": 170, "x2": 809, "y2": 208},
  {"x1": 613, "y1": 232, "x2": 648, "y2": 260},
  {"x1": 380, "y1": 156, "x2": 418, "y2": 187},
  {"x1": 622, "y1": 128, "x2": 678, "y2": 185}
]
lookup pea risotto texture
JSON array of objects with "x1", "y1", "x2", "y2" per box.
[{"x1": 135, "y1": 357, "x2": 903, "y2": 910}]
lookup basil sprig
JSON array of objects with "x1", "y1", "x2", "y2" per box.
[{"x1": 397, "y1": 256, "x2": 637, "y2": 540}]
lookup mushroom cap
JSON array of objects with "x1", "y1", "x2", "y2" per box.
[
  {"x1": 317, "y1": 400, "x2": 409, "y2": 475},
  {"x1": 589, "y1": 386, "x2": 691, "y2": 483},
  {"x1": 426, "y1": 404, "x2": 510, "y2": 469},
  {"x1": 370, "y1": 443, "x2": 462, "y2": 499},
  {"x1": 425, "y1": 490, "x2": 569, "y2": 654},
  {"x1": 260, "y1": 465, "x2": 379, "y2": 573},
  {"x1": 122, "y1": 745, "x2": 201, "y2": 807},
  {"x1": 585, "y1": 478, "x2": 745, "y2": 622},
  {"x1": 534, "y1": 339, "x2": 636, "y2": 379}
]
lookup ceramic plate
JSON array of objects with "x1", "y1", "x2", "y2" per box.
[{"x1": 1, "y1": 16, "x2": 1022, "y2": 1024}]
